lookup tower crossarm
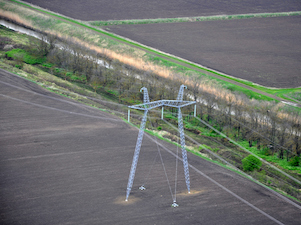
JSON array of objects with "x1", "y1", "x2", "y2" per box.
[
  {"x1": 129, "y1": 100, "x2": 196, "y2": 111},
  {"x1": 162, "y1": 100, "x2": 196, "y2": 108},
  {"x1": 129, "y1": 100, "x2": 163, "y2": 110}
]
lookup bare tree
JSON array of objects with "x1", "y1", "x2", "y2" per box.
[
  {"x1": 188, "y1": 73, "x2": 201, "y2": 101},
  {"x1": 203, "y1": 91, "x2": 216, "y2": 122}
]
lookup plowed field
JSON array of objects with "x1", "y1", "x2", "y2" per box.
[
  {"x1": 21, "y1": 0, "x2": 301, "y2": 88},
  {"x1": 106, "y1": 16, "x2": 301, "y2": 88},
  {"x1": 1, "y1": 69, "x2": 301, "y2": 224},
  {"x1": 24, "y1": 0, "x2": 301, "y2": 21}
]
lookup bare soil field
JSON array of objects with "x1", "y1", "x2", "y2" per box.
[
  {"x1": 107, "y1": 16, "x2": 301, "y2": 88},
  {"x1": 1, "y1": 70, "x2": 301, "y2": 224},
  {"x1": 23, "y1": 0, "x2": 301, "y2": 21}
]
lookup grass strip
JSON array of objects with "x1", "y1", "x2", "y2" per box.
[{"x1": 90, "y1": 11, "x2": 301, "y2": 26}]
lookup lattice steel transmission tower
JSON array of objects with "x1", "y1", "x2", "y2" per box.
[{"x1": 125, "y1": 85, "x2": 196, "y2": 203}]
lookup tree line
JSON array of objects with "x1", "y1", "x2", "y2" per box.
[{"x1": 6, "y1": 32, "x2": 301, "y2": 165}]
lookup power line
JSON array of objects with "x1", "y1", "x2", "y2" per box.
[
  {"x1": 193, "y1": 116, "x2": 301, "y2": 186},
  {"x1": 3, "y1": 73, "x2": 300, "y2": 209},
  {"x1": 160, "y1": 118, "x2": 301, "y2": 210}
]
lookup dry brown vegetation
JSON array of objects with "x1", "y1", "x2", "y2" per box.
[
  {"x1": 1, "y1": 1, "x2": 299, "y2": 110},
  {"x1": 1, "y1": 1, "x2": 300, "y2": 143},
  {"x1": 0, "y1": 9, "x2": 32, "y2": 28},
  {"x1": 0, "y1": 1, "x2": 248, "y2": 107}
]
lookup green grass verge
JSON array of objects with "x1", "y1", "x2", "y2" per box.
[
  {"x1": 238, "y1": 140, "x2": 301, "y2": 173},
  {"x1": 90, "y1": 11, "x2": 301, "y2": 26},
  {"x1": 5, "y1": 48, "x2": 46, "y2": 64}
]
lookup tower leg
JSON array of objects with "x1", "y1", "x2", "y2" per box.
[
  {"x1": 178, "y1": 108, "x2": 191, "y2": 193},
  {"x1": 126, "y1": 110, "x2": 148, "y2": 201}
]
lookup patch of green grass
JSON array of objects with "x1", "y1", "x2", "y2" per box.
[
  {"x1": 242, "y1": 155, "x2": 262, "y2": 171},
  {"x1": 64, "y1": 72, "x2": 86, "y2": 82},
  {"x1": 0, "y1": 25, "x2": 29, "y2": 45},
  {"x1": 289, "y1": 156, "x2": 300, "y2": 167},
  {"x1": 5, "y1": 48, "x2": 46, "y2": 64},
  {"x1": 42, "y1": 63, "x2": 53, "y2": 68},
  {"x1": 198, "y1": 144, "x2": 212, "y2": 151},
  {"x1": 253, "y1": 86, "x2": 301, "y2": 101},
  {"x1": 232, "y1": 140, "x2": 301, "y2": 174},
  {"x1": 182, "y1": 118, "x2": 301, "y2": 175},
  {"x1": 223, "y1": 82, "x2": 277, "y2": 101},
  {"x1": 283, "y1": 91, "x2": 301, "y2": 103}
]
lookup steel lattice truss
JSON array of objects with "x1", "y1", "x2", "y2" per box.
[{"x1": 125, "y1": 85, "x2": 196, "y2": 202}]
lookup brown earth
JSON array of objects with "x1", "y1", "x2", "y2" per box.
[
  {"x1": 1, "y1": 69, "x2": 301, "y2": 224},
  {"x1": 106, "y1": 16, "x2": 301, "y2": 88},
  {"x1": 23, "y1": 0, "x2": 301, "y2": 21}
]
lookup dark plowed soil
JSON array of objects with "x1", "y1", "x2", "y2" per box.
[
  {"x1": 1, "y1": 70, "x2": 301, "y2": 224},
  {"x1": 24, "y1": 0, "x2": 301, "y2": 21},
  {"x1": 107, "y1": 16, "x2": 301, "y2": 88}
]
